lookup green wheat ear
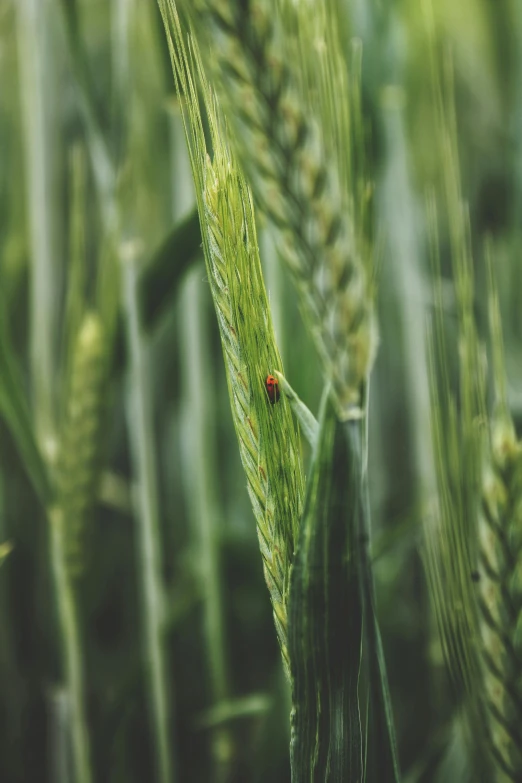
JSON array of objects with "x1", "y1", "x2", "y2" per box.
[
  {"x1": 477, "y1": 412, "x2": 522, "y2": 780},
  {"x1": 177, "y1": 0, "x2": 377, "y2": 419},
  {"x1": 157, "y1": 4, "x2": 305, "y2": 673},
  {"x1": 473, "y1": 255, "x2": 522, "y2": 781},
  {"x1": 56, "y1": 312, "x2": 107, "y2": 580},
  {"x1": 425, "y1": 126, "x2": 522, "y2": 778}
]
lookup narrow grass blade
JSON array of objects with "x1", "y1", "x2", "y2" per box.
[
  {"x1": 288, "y1": 392, "x2": 401, "y2": 782},
  {"x1": 172, "y1": 101, "x2": 232, "y2": 777},
  {"x1": 49, "y1": 507, "x2": 93, "y2": 783},
  {"x1": 57, "y1": 0, "x2": 116, "y2": 212},
  {"x1": 111, "y1": 211, "x2": 202, "y2": 377},
  {"x1": 273, "y1": 370, "x2": 319, "y2": 450},
  {"x1": 123, "y1": 253, "x2": 175, "y2": 783},
  {"x1": 47, "y1": 686, "x2": 72, "y2": 783},
  {"x1": 139, "y1": 208, "x2": 201, "y2": 331},
  {"x1": 17, "y1": 0, "x2": 62, "y2": 451},
  {"x1": 0, "y1": 540, "x2": 13, "y2": 567},
  {"x1": 0, "y1": 303, "x2": 51, "y2": 505},
  {"x1": 194, "y1": 694, "x2": 272, "y2": 730},
  {"x1": 359, "y1": 484, "x2": 402, "y2": 783},
  {"x1": 288, "y1": 392, "x2": 364, "y2": 782}
]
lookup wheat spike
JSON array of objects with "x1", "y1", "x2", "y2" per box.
[
  {"x1": 56, "y1": 312, "x2": 107, "y2": 580},
  {"x1": 204, "y1": 157, "x2": 305, "y2": 671},
  {"x1": 157, "y1": 2, "x2": 305, "y2": 672},
  {"x1": 182, "y1": 0, "x2": 377, "y2": 417},
  {"x1": 476, "y1": 414, "x2": 522, "y2": 781}
]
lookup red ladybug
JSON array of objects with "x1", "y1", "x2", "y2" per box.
[{"x1": 265, "y1": 374, "x2": 280, "y2": 404}]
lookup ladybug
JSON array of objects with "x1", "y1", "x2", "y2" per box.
[{"x1": 265, "y1": 374, "x2": 280, "y2": 404}]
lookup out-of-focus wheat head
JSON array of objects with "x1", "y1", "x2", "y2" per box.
[
  {"x1": 477, "y1": 412, "x2": 522, "y2": 780},
  {"x1": 56, "y1": 312, "x2": 107, "y2": 580},
  {"x1": 178, "y1": 0, "x2": 377, "y2": 418},
  {"x1": 473, "y1": 259, "x2": 522, "y2": 781},
  {"x1": 426, "y1": 217, "x2": 522, "y2": 781}
]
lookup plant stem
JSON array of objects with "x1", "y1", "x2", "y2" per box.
[
  {"x1": 16, "y1": 0, "x2": 59, "y2": 453},
  {"x1": 513, "y1": 3, "x2": 522, "y2": 226},
  {"x1": 57, "y1": 0, "x2": 116, "y2": 218},
  {"x1": 48, "y1": 686, "x2": 72, "y2": 783},
  {"x1": 171, "y1": 109, "x2": 231, "y2": 779},
  {"x1": 380, "y1": 81, "x2": 435, "y2": 502},
  {"x1": 49, "y1": 509, "x2": 93, "y2": 783},
  {"x1": 123, "y1": 253, "x2": 175, "y2": 783},
  {"x1": 352, "y1": 415, "x2": 401, "y2": 782},
  {"x1": 17, "y1": 3, "x2": 93, "y2": 780}
]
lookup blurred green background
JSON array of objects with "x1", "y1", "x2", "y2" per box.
[{"x1": 1, "y1": 0, "x2": 521, "y2": 781}]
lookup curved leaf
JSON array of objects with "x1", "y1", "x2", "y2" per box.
[{"x1": 288, "y1": 393, "x2": 400, "y2": 782}]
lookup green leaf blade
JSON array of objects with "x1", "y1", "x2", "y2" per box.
[
  {"x1": 139, "y1": 207, "x2": 201, "y2": 332},
  {"x1": 288, "y1": 394, "x2": 364, "y2": 782},
  {"x1": 288, "y1": 395, "x2": 401, "y2": 783},
  {"x1": 0, "y1": 303, "x2": 51, "y2": 507}
]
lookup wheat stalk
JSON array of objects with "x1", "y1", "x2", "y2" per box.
[{"x1": 179, "y1": 0, "x2": 377, "y2": 418}]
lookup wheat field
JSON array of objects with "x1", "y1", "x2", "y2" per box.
[{"x1": 1, "y1": 1, "x2": 521, "y2": 781}]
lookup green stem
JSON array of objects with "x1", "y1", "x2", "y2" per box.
[
  {"x1": 47, "y1": 686, "x2": 71, "y2": 783},
  {"x1": 57, "y1": 0, "x2": 116, "y2": 217},
  {"x1": 16, "y1": 0, "x2": 59, "y2": 452},
  {"x1": 171, "y1": 110, "x2": 231, "y2": 779},
  {"x1": 273, "y1": 370, "x2": 319, "y2": 449},
  {"x1": 180, "y1": 271, "x2": 232, "y2": 769},
  {"x1": 380, "y1": 91, "x2": 435, "y2": 502},
  {"x1": 351, "y1": 416, "x2": 401, "y2": 782},
  {"x1": 49, "y1": 509, "x2": 93, "y2": 783},
  {"x1": 123, "y1": 255, "x2": 175, "y2": 783},
  {"x1": 513, "y1": 3, "x2": 522, "y2": 225},
  {"x1": 17, "y1": 2, "x2": 93, "y2": 778}
]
